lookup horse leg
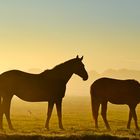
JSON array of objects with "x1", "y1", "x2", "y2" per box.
[
  {"x1": 101, "y1": 101, "x2": 110, "y2": 130},
  {"x1": 45, "y1": 101, "x2": 54, "y2": 130},
  {"x1": 2, "y1": 96, "x2": 13, "y2": 130},
  {"x1": 0, "y1": 96, "x2": 4, "y2": 129},
  {"x1": 91, "y1": 98, "x2": 100, "y2": 129},
  {"x1": 127, "y1": 110, "x2": 132, "y2": 129},
  {"x1": 129, "y1": 105, "x2": 139, "y2": 130},
  {"x1": 56, "y1": 99, "x2": 64, "y2": 130}
]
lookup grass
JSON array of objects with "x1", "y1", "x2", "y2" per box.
[{"x1": 0, "y1": 96, "x2": 140, "y2": 139}]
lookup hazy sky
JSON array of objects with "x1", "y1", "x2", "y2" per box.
[{"x1": 0, "y1": 0, "x2": 140, "y2": 72}]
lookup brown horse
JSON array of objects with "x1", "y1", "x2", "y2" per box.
[
  {"x1": 90, "y1": 77, "x2": 140, "y2": 130},
  {"x1": 0, "y1": 55, "x2": 88, "y2": 130}
]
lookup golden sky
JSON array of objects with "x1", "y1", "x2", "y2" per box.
[{"x1": 0, "y1": 0, "x2": 140, "y2": 73}]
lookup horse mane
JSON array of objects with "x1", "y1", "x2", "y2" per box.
[
  {"x1": 51, "y1": 58, "x2": 77, "y2": 71},
  {"x1": 40, "y1": 58, "x2": 77, "y2": 76},
  {"x1": 51, "y1": 58, "x2": 77, "y2": 72}
]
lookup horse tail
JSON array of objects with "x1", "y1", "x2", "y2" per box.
[{"x1": 90, "y1": 84, "x2": 100, "y2": 126}]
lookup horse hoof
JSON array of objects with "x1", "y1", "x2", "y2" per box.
[
  {"x1": 9, "y1": 127, "x2": 15, "y2": 131},
  {"x1": 46, "y1": 128, "x2": 50, "y2": 131},
  {"x1": 0, "y1": 127, "x2": 3, "y2": 131},
  {"x1": 136, "y1": 127, "x2": 139, "y2": 131},
  {"x1": 107, "y1": 128, "x2": 111, "y2": 131},
  {"x1": 60, "y1": 127, "x2": 65, "y2": 130},
  {"x1": 45, "y1": 126, "x2": 50, "y2": 131},
  {"x1": 95, "y1": 126, "x2": 99, "y2": 129}
]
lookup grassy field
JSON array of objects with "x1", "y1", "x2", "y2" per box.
[{"x1": 0, "y1": 96, "x2": 140, "y2": 139}]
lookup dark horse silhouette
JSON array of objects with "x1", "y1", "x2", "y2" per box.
[
  {"x1": 0, "y1": 55, "x2": 88, "y2": 130},
  {"x1": 90, "y1": 77, "x2": 140, "y2": 130}
]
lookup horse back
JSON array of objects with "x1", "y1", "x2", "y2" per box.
[
  {"x1": 90, "y1": 78, "x2": 140, "y2": 104},
  {"x1": 0, "y1": 70, "x2": 66, "y2": 101}
]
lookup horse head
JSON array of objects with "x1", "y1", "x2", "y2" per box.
[{"x1": 73, "y1": 55, "x2": 88, "y2": 81}]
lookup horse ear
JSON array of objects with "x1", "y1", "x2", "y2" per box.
[
  {"x1": 80, "y1": 56, "x2": 83, "y2": 61},
  {"x1": 76, "y1": 55, "x2": 79, "y2": 59}
]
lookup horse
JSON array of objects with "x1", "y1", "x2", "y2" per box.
[
  {"x1": 90, "y1": 77, "x2": 140, "y2": 130},
  {"x1": 0, "y1": 55, "x2": 88, "y2": 130}
]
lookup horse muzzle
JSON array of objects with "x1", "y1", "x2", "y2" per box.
[{"x1": 83, "y1": 75, "x2": 88, "y2": 81}]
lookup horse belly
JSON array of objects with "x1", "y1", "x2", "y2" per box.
[
  {"x1": 15, "y1": 89, "x2": 50, "y2": 102},
  {"x1": 108, "y1": 97, "x2": 127, "y2": 104},
  {"x1": 92, "y1": 85, "x2": 130, "y2": 104},
  {"x1": 14, "y1": 83, "x2": 65, "y2": 102}
]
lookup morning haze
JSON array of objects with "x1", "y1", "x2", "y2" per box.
[{"x1": 0, "y1": 0, "x2": 140, "y2": 139}]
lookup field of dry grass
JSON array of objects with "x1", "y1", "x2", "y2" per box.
[{"x1": 0, "y1": 96, "x2": 140, "y2": 139}]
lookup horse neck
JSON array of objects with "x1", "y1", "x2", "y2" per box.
[{"x1": 53, "y1": 63, "x2": 74, "y2": 84}]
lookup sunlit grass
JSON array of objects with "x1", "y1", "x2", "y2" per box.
[{"x1": 0, "y1": 96, "x2": 140, "y2": 139}]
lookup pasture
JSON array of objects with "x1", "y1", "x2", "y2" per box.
[{"x1": 0, "y1": 96, "x2": 140, "y2": 140}]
